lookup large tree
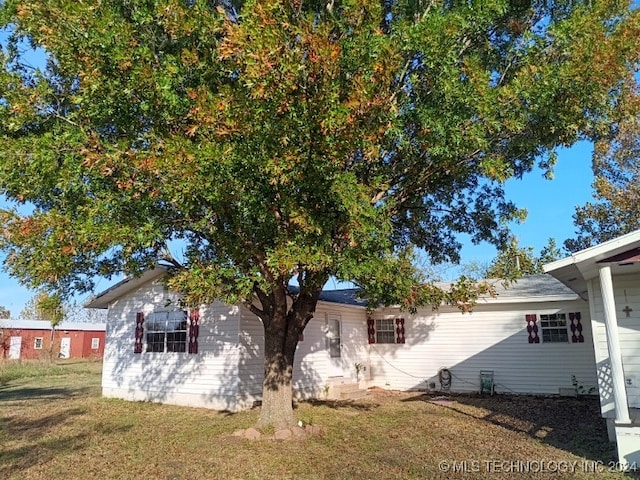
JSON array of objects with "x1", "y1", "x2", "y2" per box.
[
  {"x1": 566, "y1": 89, "x2": 640, "y2": 252},
  {"x1": 486, "y1": 239, "x2": 542, "y2": 279},
  {"x1": 470, "y1": 237, "x2": 563, "y2": 281},
  {"x1": 0, "y1": 0, "x2": 638, "y2": 428}
]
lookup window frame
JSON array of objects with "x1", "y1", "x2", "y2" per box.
[
  {"x1": 539, "y1": 313, "x2": 569, "y2": 343},
  {"x1": 91, "y1": 337, "x2": 100, "y2": 350},
  {"x1": 375, "y1": 318, "x2": 396, "y2": 344},
  {"x1": 34, "y1": 337, "x2": 43, "y2": 350},
  {"x1": 145, "y1": 310, "x2": 189, "y2": 353}
]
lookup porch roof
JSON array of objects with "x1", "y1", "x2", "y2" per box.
[{"x1": 544, "y1": 229, "x2": 640, "y2": 298}]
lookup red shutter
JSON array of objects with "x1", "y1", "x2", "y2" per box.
[
  {"x1": 367, "y1": 317, "x2": 376, "y2": 344},
  {"x1": 188, "y1": 309, "x2": 200, "y2": 354},
  {"x1": 134, "y1": 312, "x2": 145, "y2": 354},
  {"x1": 395, "y1": 318, "x2": 406, "y2": 344},
  {"x1": 525, "y1": 314, "x2": 539, "y2": 343},
  {"x1": 570, "y1": 312, "x2": 584, "y2": 343}
]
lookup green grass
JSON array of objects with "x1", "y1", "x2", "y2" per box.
[
  {"x1": 0, "y1": 358, "x2": 103, "y2": 385},
  {"x1": 0, "y1": 363, "x2": 632, "y2": 479}
]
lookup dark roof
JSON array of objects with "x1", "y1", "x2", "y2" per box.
[
  {"x1": 310, "y1": 275, "x2": 578, "y2": 308},
  {"x1": 286, "y1": 285, "x2": 367, "y2": 307},
  {"x1": 485, "y1": 274, "x2": 578, "y2": 300},
  {"x1": 86, "y1": 266, "x2": 577, "y2": 311},
  {"x1": 318, "y1": 289, "x2": 367, "y2": 307}
]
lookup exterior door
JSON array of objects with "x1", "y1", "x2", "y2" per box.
[
  {"x1": 326, "y1": 314, "x2": 343, "y2": 376},
  {"x1": 8, "y1": 336, "x2": 21, "y2": 359},
  {"x1": 59, "y1": 337, "x2": 71, "y2": 359}
]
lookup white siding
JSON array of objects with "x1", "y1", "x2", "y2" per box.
[
  {"x1": 295, "y1": 304, "x2": 369, "y2": 396},
  {"x1": 102, "y1": 278, "x2": 598, "y2": 412},
  {"x1": 237, "y1": 302, "x2": 369, "y2": 401},
  {"x1": 368, "y1": 299, "x2": 597, "y2": 395},
  {"x1": 588, "y1": 272, "x2": 640, "y2": 417},
  {"x1": 101, "y1": 278, "x2": 244, "y2": 411}
]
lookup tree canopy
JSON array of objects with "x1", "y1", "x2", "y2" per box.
[
  {"x1": 18, "y1": 291, "x2": 64, "y2": 327},
  {"x1": 485, "y1": 239, "x2": 542, "y2": 279},
  {"x1": 19, "y1": 291, "x2": 104, "y2": 325},
  {"x1": 466, "y1": 237, "x2": 563, "y2": 281},
  {"x1": 566, "y1": 90, "x2": 640, "y2": 252},
  {"x1": 0, "y1": 0, "x2": 638, "y2": 427}
]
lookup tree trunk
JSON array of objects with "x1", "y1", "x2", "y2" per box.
[
  {"x1": 256, "y1": 324, "x2": 298, "y2": 429},
  {"x1": 250, "y1": 269, "x2": 326, "y2": 430}
]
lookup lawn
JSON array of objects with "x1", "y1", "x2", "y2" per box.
[{"x1": 0, "y1": 360, "x2": 632, "y2": 479}]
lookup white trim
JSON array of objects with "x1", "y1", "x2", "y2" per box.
[
  {"x1": 545, "y1": 229, "x2": 640, "y2": 273},
  {"x1": 84, "y1": 268, "x2": 168, "y2": 309},
  {"x1": 476, "y1": 294, "x2": 580, "y2": 304},
  {"x1": 599, "y1": 264, "x2": 631, "y2": 424}
]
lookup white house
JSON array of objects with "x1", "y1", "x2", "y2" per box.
[
  {"x1": 86, "y1": 268, "x2": 597, "y2": 412},
  {"x1": 545, "y1": 229, "x2": 640, "y2": 468}
]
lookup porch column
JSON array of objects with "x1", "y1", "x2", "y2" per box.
[{"x1": 599, "y1": 264, "x2": 631, "y2": 424}]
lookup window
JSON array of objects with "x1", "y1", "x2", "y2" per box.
[
  {"x1": 34, "y1": 337, "x2": 43, "y2": 350},
  {"x1": 375, "y1": 319, "x2": 395, "y2": 344},
  {"x1": 367, "y1": 317, "x2": 406, "y2": 344},
  {"x1": 91, "y1": 337, "x2": 100, "y2": 350},
  {"x1": 540, "y1": 313, "x2": 568, "y2": 343},
  {"x1": 145, "y1": 311, "x2": 188, "y2": 353},
  {"x1": 327, "y1": 316, "x2": 341, "y2": 358}
]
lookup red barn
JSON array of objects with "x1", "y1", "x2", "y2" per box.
[{"x1": 0, "y1": 320, "x2": 106, "y2": 360}]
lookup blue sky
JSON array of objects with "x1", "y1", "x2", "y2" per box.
[
  {"x1": 447, "y1": 140, "x2": 595, "y2": 278},
  {"x1": 0, "y1": 140, "x2": 596, "y2": 315}
]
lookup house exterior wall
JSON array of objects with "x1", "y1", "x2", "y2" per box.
[
  {"x1": 587, "y1": 272, "x2": 640, "y2": 418},
  {"x1": 98, "y1": 276, "x2": 599, "y2": 412},
  {"x1": 369, "y1": 299, "x2": 597, "y2": 395},
  {"x1": 0, "y1": 327, "x2": 105, "y2": 360},
  {"x1": 100, "y1": 277, "x2": 243, "y2": 411},
  {"x1": 80, "y1": 331, "x2": 105, "y2": 358},
  {"x1": 237, "y1": 302, "x2": 369, "y2": 402},
  {"x1": 1, "y1": 328, "x2": 51, "y2": 359},
  {"x1": 59, "y1": 330, "x2": 105, "y2": 359}
]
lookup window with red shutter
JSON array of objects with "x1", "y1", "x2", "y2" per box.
[
  {"x1": 525, "y1": 314, "x2": 539, "y2": 343},
  {"x1": 188, "y1": 309, "x2": 200, "y2": 354},
  {"x1": 136, "y1": 310, "x2": 193, "y2": 353},
  {"x1": 395, "y1": 318, "x2": 406, "y2": 344},
  {"x1": 134, "y1": 312, "x2": 145, "y2": 354},
  {"x1": 569, "y1": 312, "x2": 584, "y2": 343},
  {"x1": 540, "y1": 313, "x2": 569, "y2": 343},
  {"x1": 367, "y1": 317, "x2": 376, "y2": 344}
]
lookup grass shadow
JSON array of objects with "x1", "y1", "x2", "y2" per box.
[
  {"x1": 1, "y1": 407, "x2": 88, "y2": 438},
  {"x1": 301, "y1": 398, "x2": 380, "y2": 411},
  {"x1": 402, "y1": 392, "x2": 616, "y2": 463},
  {"x1": 0, "y1": 385, "x2": 94, "y2": 403},
  {"x1": 0, "y1": 431, "x2": 92, "y2": 478},
  {"x1": 0, "y1": 423, "x2": 133, "y2": 479}
]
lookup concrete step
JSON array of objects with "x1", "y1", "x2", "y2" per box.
[
  {"x1": 340, "y1": 388, "x2": 368, "y2": 400},
  {"x1": 327, "y1": 381, "x2": 368, "y2": 401},
  {"x1": 326, "y1": 376, "x2": 349, "y2": 386},
  {"x1": 334, "y1": 383, "x2": 360, "y2": 394}
]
